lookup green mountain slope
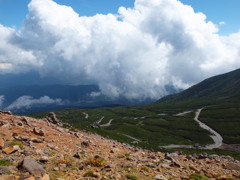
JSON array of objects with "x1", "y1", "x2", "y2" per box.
[{"x1": 158, "y1": 68, "x2": 240, "y2": 105}]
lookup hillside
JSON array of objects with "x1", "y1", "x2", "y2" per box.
[
  {"x1": 158, "y1": 68, "x2": 240, "y2": 105},
  {"x1": 0, "y1": 111, "x2": 240, "y2": 179},
  {"x1": 154, "y1": 69, "x2": 240, "y2": 145},
  {"x1": 31, "y1": 69, "x2": 240, "y2": 151}
]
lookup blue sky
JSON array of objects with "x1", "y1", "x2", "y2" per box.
[
  {"x1": 0, "y1": 0, "x2": 239, "y2": 35},
  {"x1": 0, "y1": 0, "x2": 240, "y2": 99}
]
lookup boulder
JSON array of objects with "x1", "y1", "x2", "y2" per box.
[
  {"x1": 19, "y1": 156, "x2": 46, "y2": 176},
  {"x1": 33, "y1": 127, "x2": 45, "y2": 136},
  {"x1": 0, "y1": 111, "x2": 12, "y2": 115},
  {"x1": 46, "y1": 112, "x2": 60, "y2": 125},
  {"x1": 21, "y1": 117, "x2": 32, "y2": 127}
]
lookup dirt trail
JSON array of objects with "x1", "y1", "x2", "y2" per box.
[
  {"x1": 194, "y1": 108, "x2": 223, "y2": 149},
  {"x1": 161, "y1": 108, "x2": 223, "y2": 150},
  {"x1": 100, "y1": 119, "x2": 114, "y2": 127},
  {"x1": 83, "y1": 112, "x2": 89, "y2": 119}
]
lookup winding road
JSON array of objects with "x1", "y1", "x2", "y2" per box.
[
  {"x1": 161, "y1": 108, "x2": 223, "y2": 150},
  {"x1": 100, "y1": 119, "x2": 114, "y2": 127},
  {"x1": 97, "y1": 116, "x2": 105, "y2": 124},
  {"x1": 83, "y1": 112, "x2": 89, "y2": 119},
  {"x1": 194, "y1": 108, "x2": 223, "y2": 149}
]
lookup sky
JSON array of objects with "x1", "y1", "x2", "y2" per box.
[
  {"x1": 1, "y1": 0, "x2": 239, "y2": 34},
  {"x1": 0, "y1": 0, "x2": 240, "y2": 100}
]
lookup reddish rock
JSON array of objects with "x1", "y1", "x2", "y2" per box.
[{"x1": 3, "y1": 145, "x2": 19, "y2": 154}]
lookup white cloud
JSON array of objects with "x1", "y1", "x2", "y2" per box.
[
  {"x1": 0, "y1": 25, "x2": 41, "y2": 74},
  {"x1": 89, "y1": 91, "x2": 102, "y2": 98},
  {"x1": 219, "y1": 21, "x2": 225, "y2": 25},
  {"x1": 5, "y1": 96, "x2": 63, "y2": 110},
  {"x1": 0, "y1": 0, "x2": 239, "y2": 100},
  {"x1": 0, "y1": 95, "x2": 4, "y2": 108}
]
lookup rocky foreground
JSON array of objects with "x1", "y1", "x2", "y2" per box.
[{"x1": 0, "y1": 111, "x2": 239, "y2": 180}]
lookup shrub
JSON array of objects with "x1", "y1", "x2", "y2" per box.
[
  {"x1": 84, "y1": 158, "x2": 105, "y2": 167},
  {"x1": 189, "y1": 173, "x2": 209, "y2": 180},
  {"x1": 126, "y1": 173, "x2": 138, "y2": 180}
]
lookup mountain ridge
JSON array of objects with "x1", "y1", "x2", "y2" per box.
[{"x1": 158, "y1": 68, "x2": 240, "y2": 104}]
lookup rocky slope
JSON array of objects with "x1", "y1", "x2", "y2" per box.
[{"x1": 0, "y1": 111, "x2": 239, "y2": 180}]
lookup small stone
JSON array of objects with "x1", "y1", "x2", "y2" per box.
[
  {"x1": 146, "y1": 163, "x2": 156, "y2": 168},
  {"x1": 3, "y1": 145, "x2": 20, "y2": 154},
  {"x1": 154, "y1": 175, "x2": 168, "y2": 180},
  {"x1": 81, "y1": 141, "x2": 90, "y2": 147},
  {"x1": 74, "y1": 132, "x2": 81, "y2": 138},
  {"x1": 39, "y1": 156, "x2": 48, "y2": 163},
  {"x1": 14, "y1": 136, "x2": 30, "y2": 142},
  {"x1": 21, "y1": 150, "x2": 33, "y2": 156},
  {"x1": 47, "y1": 144, "x2": 58, "y2": 151},
  {"x1": 160, "y1": 164, "x2": 171, "y2": 169},
  {"x1": 53, "y1": 167, "x2": 59, "y2": 171},
  {"x1": 73, "y1": 152, "x2": 81, "y2": 159},
  {"x1": 30, "y1": 138, "x2": 44, "y2": 143}
]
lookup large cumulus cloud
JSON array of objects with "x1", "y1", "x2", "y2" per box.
[{"x1": 0, "y1": 0, "x2": 239, "y2": 100}]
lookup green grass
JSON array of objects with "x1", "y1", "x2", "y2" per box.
[
  {"x1": 9, "y1": 140, "x2": 23, "y2": 149},
  {"x1": 189, "y1": 173, "x2": 209, "y2": 180},
  {"x1": 0, "y1": 159, "x2": 11, "y2": 166},
  {"x1": 30, "y1": 102, "x2": 240, "y2": 160},
  {"x1": 31, "y1": 105, "x2": 213, "y2": 151},
  {"x1": 200, "y1": 103, "x2": 240, "y2": 144}
]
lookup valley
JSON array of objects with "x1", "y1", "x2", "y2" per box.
[{"x1": 31, "y1": 69, "x2": 240, "y2": 159}]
